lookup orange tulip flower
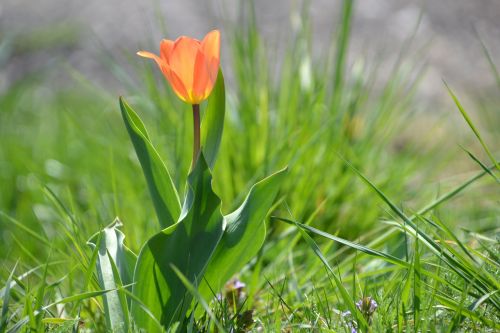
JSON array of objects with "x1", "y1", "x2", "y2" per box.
[{"x1": 137, "y1": 30, "x2": 220, "y2": 105}]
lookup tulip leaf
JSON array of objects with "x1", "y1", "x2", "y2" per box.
[
  {"x1": 119, "y1": 97, "x2": 181, "y2": 228},
  {"x1": 198, "y1": 167, "x2": 288, "y2": 305},
  {"x1": 201, "y1": 69, "x2": 225, "y2": 170},
  {"x1": 87, "y1": 219, "x2": 137, "y2": 333},
  {"x1": 131, "y1": 154, "x2": 224, "y2": 331}
]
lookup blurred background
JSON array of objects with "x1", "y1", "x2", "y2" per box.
[
  {"x1": 1, "y1": 2, "x2": 499, "y2": 331},
  {"x1": 0, "y1": 0, "x2": 498, "y2": 258},
  {"x1": 2, "y1": 0, "x2": 500, "y2": 98}
]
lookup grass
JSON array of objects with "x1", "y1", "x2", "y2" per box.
[{"x1": 1, "y1": 0, "x2": 499, "y2": 331}]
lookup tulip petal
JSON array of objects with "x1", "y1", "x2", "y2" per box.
[
  {"x1": 201, "y1": 30, "x2": 220, "y2": 60},
  {"x1": 201, "y1": 30, "x2": 220, "y2": 83},
  {"x1": 167, "y1": 37, "x2": 201, "y2": 96},
  {"x1": 138, "y1": 50, "x2": 175, "y2": 90},
  {"x1": 137, "y1": 51, "x2": 163, "y2": 67},
  {"x1": 192, "y1": 49, "x2": 211, "y2": 103},
  {"x1": 160, "y1": 39, "x2": 175, "y2": 60},
  {"x1": 167, "y1": 68, "x2": 191, "y2": 103}
]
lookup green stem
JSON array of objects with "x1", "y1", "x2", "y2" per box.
[{"x1": 191, "y1": 104, "x2": 200, "y2": 170}]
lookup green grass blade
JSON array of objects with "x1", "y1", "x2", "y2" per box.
[
  {"x1": 296, "y1": 225, "x2": 368, "y2": 330},
  {"x1": 417, "y1": 166, "x2": 494, "y2": 216},
  {"x1": 332, "y1": 166, "x2": 492, "y2": 279},
  {"x1": 7, "y1": 289, "x2": 120, "y2": 333},
  {"x1": 434, "y1": 293, "x2": 499, "y2": 329},
  {"x1": 340, "y1": 155, "x2": 500, "y2": 309},
  {"x1": 84, "y1": 232, "x2": 101, "y2": 291},
  {"x1": 476, "y1": 31, "x2": 500, "y2": 89},
  {"x1": 331, "y1": 0, "x2": 354, "y2": 108},
  {"x1": 444, "y1": 82, "x2": 499, "y2": 172},
  {"x1": 0, "y1": 262, "x2": 18, "y2": 333},
  {"x1": 421, "y1": 215, "x2": 478, "y2": 265},
  {"x1": 469, "y1": 290, "x2": 500, "y2": 311},
  {"x1": 170, "y1": 265, "x2": 225, "y2": 333},
  {"x1": 273, "y1": 216, "x2": 410, "y2": 269},
  {"x1": 0, "y1": 213, "x2": 53, "y2": 250},
  {"x1": 413, "y1": 224, "x2": 421, "y2": 333},
  {"x1": 460, "y1": 145, "x2": 500, "y2": 183}
]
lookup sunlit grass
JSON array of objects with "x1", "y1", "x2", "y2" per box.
[{"x1": 1, "y1": 0, "x2": 499, "y2": 332}]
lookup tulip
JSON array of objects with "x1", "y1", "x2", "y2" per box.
[
  {"x1": 137, "y1": 29, "x2": 220, "y2": 105},
  {"x1": 138, "y1": 30, "x2": 221, "y2": 169}
]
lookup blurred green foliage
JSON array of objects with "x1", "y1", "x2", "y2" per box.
[
  {"x1": 0, "y1": 1, "x2": 498, "y2": 331},
  {"x1": 1, "y1": 1, "x2": 498, "y2": 264}
]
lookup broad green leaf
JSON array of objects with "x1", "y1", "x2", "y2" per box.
[
  {"x1": 119, "y1": 97, "x2": 181, "y2": 228},
  {"x1": 87, "y1": 219, "x2": 136, "y2": 333},
  {"x1": 199, "y1": 167, "x2": 287, "y2": 304},
  {"x1": 201, "y1": 70, "x2": 225, "y2": 170},
  {"x1": 131, "y1": 155, "x2": 224, "y2": 330}
]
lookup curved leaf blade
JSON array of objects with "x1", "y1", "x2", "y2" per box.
[
  {"x1": 199, "y1": 167, "x2": 287, "y2": 303},
  {"x1": 87, "y1": 219, "x2": 136, "y2": 333},
  {"x1": 119, "y1": 97, "x2": 181, "y2": 228},
  {"x1": 131, "y1": 155, "x2": 224, "y2": 330},
  {"x1": 201, "y1": 69, "x2": 225, "y2": 170}
]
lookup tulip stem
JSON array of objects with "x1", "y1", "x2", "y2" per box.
[{"x1": 191, "y1": 104, "x2": 201, "y2": 170}]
